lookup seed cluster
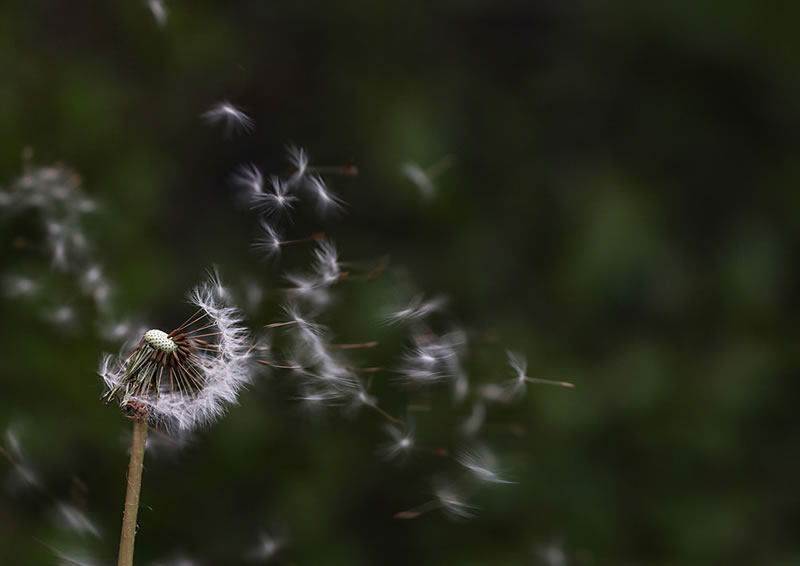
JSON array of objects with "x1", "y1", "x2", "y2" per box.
[
  {"x1": 102, "y1": 322, "x2": 219, "y2": 413},
  {"x1": 143, "y1": 329, "x2": 177, "y2": 353}
]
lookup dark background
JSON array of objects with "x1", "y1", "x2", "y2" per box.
[{"x1": 1, "y1": 1, "x2": 799, "y2": 565}]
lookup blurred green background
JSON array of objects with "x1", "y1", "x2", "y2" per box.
[{"x1": 1, "y1": 1, "x2": 799, "y2": 565}]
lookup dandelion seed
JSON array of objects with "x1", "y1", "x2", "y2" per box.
[
  {"x1": 49, "y1": 305, "x2": 76, "y2": 326},
  {"x1": 378, "y1": 423, "x2": 415, "y2": 461},
  {"x1": 147, "y1": 0, "x2": 168, "y2": 27},
  {"x1": 2, "y1": 425, "x2": 42, "y2": 491},
  {"x1": 456, "y1": 445, "x2": 513, "y2": 484},
  {"x1": 382, "y1": 294, "x2": 447, "y2": 325},
  {"x1": 100, "y1": 274, "x2": 252, "y2": 431},
  {"x1": 52, "y1": 501, "x2": 102, "y2": 538},
  {"x1": 203, "y1": 101, "x2": 254, "y2": 136},
  {"x1": 232, "y1": 164, "x2": 264, "y2": 197},
  {"x1": 3, "y1": 275, "x2": 38, "y2": 298},
  {"x1": 396, "y1": 480, "x2": 477, "y2": 520},
  {"x1": 347, "y1": 380, "x2": 403, "y2": 424},
  {"x1": 48, "y1": 546, "x2": 101, "y2": 566},
  {"x1": 252, "y1": 220, "x2": 283, "y2": 260},
  {"x1": 534, "y1": 539, "x2": 569, "y2": 566},
  {"x1": 294, "y1": 384, "x2": 347, "y2": 411},
  {"x1": 435, "y1": 482, "x2": 478, "y2": 518},
  {"x1": 306, "y1": 175, "x2": 344, "y2": 215},
  {"x1": 244, "y1": 279, "x2": 264, "y2": 312},
  {"x1": 505, "y1": 350, "x2": 574, "y2": 397},
  {"x1": 458, "y1": 401, "x2": 486, "y2": 436},
  {"x1": 256, "y1": 176, "x2": 297, "y2": 218},
  {"x1": 395, "y1": 331, "x2": 465, "y2": 386},
  {"x1": 400, "y1": 155, "x2": 454, "y2": 200},
  {"x1": 251, "y1": 222, "x2": 320, "y2": 261},
  {"x1": 311, "y1": 238, "x2": 340, "y2": 284},
  {"x1": 245, "y1": 530, "x2": 285, "y2": 562},
  {"x1": 401, "y1": 163, "x2": 436, "y2": 199},
  {"x1": 286, "y1": 145, "x2": 309, "y2": 186},
  {"x1": 268, "y1": 303, "x2": 326, "y2": 337},
  {"x1": 151, "y1": 553, "x2": 200, "y2": 566}
]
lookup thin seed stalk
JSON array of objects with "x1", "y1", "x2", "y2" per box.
[{"x1": 118, "y1": 418, "x2": 148, "y2": 566}]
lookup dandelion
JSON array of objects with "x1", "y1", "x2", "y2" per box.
[
  {"x1": 99, "y1": 274, "x2": 252, "y2": 566},
  {"x1": 203, "y1": 101, "x2": 254, "y2": 136},
  {"x1": 101, "y1": 277, "x2": 251, "y2": 430}
]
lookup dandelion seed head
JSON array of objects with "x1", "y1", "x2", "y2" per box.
[
  {"x1": 101, "y1": 274, "x2": 252, "y2": 431},
  {"x1": 143, "y1": 329, "x2": 178, "y2": 353}
]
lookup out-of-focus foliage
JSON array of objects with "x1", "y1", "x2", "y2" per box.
[{"x1": 1, "y1": 1, "x2": 799, "y2": 565}]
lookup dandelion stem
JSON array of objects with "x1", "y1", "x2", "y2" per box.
[{"x1": 117, "y1": 418, "x2": 148, "y2": 566}]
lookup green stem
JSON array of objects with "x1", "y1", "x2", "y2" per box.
[{"x1": 118, "y1": 418, "x2": 148, "y2": 566}]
